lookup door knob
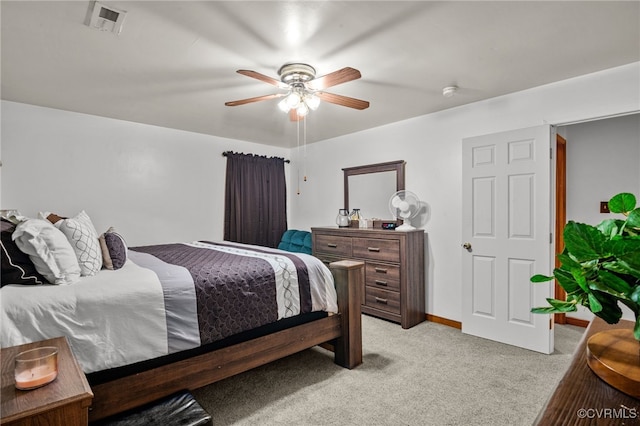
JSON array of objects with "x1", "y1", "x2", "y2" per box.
[{"x1": 462, "y1": 242, "x2": 472, "y2": 250}]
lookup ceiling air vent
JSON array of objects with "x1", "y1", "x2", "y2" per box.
[{"x1": 88, "y1": 2, "x2": 127, "y2": 34}]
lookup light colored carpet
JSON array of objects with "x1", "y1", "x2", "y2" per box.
[{"x1": 192, "y1": 315, "x2": 584, "y2": 426}]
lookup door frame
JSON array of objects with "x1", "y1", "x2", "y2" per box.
[{"x1": 554, "y1": 134, "x2": 567, "y2": 325}]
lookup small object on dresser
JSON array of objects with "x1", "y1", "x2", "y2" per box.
[
  {"x1": 373, "y1": 219, "x2": 402, "y2": 229},
  {"x1": 336, "y1": 209, "x2": 351, "y2": 227},
  {"x1": 14, "y1": 346, "x2": 58, "y2": 390},
  {"x1": 349, "y1": 209, "x2": 362, "y2": 228}
]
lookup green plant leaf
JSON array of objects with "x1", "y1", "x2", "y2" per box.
[
  {"x1": 531, "y1": 306, "x2": 559, "y2": 314},
  {"x1": 602, "y1": 260, "x2": 640, "y2": 279},
  {"x1": 607, "y1": 237, "x2": 640, "y2": 257},
  {"x1": 592, "y1": 292, "x2": 623, "y2": 324},
  {"x1": 563, "y1": 221, "x2": 608, "y2": 262},
  {"x1": 588, "y1": 292, "x2": 603, "y2": 312},
  {"x1": 595, "y1": 270, "x2": 633, "y2": 296},
  {"x1": 635, "y1": 316, "x2": 640, "y2": 340},
  {"x1": 554, "y1": 268, "x2": 581, "y2": 293},
  {"x1": 556, "y1": 252, "x2": 581, "y2": 270},
  {"x1": 571, "y1": 268, "x2": 590, "y2": 293},
  {"x1": 547, "y1": 298, "x2": 579, "y2": 312},
  {"x1": 627, "y1": 208, "x2": 640, "y2": 229},
  {"x1": 613, "y1": 242, "x2": 640, "y2": 274},
  {"x1": 631, "y1": 286, "x2": 640, "y2": 304},
  {"x1": 608, "y1": 192, "x2": 636, "y2": 214},
  {"x1": 597, "y1": 219, "x2": 621, "y2": 239},
  {"x1": 531, "y1": 298, "x2": 577, "y2": 314},
  {"x1": 530, "y1": 274, "x2": 553, "y2": 283}
]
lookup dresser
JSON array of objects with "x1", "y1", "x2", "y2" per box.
[{"x1": 312, "y1": 227, "x2": 425, "y2": 329}]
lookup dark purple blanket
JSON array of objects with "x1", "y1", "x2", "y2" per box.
[{"x1": 131, "y1": 242, "x2": 312, "y2": 345}]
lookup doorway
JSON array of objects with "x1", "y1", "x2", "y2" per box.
[{"x1": 555, "y1": 113, "x2": 640, "y2": 326}]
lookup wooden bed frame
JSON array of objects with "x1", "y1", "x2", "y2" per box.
[{"x1": 88, "y1": 260, "x2": 364, "y2": 422}]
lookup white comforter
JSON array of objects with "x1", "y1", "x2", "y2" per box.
[{"x1": 1, "y1": 259, "x2": 168, "y2": 373}]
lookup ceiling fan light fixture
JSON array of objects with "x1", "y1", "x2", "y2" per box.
[
  {"x1": 296, "y1": 102, "x2": 309, "y2": 117},
  {"x1": 285, "y1": 92, "x2": 301, "y2": 108},
  {"x1": 226, "y1": 63, "x2": 368, "y2": 121},
  {"x1": 305, "y1": 93, "x2": 320, "y2": 111},
  {"x1": 278, "y1": 98, "x2": 291, "y2": 113}
]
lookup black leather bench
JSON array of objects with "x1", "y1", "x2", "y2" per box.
[{"x1": 92, "y1": 391, "x2": 212, "y2": 426}]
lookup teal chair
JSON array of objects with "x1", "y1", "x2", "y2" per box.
[{"x1": 277, "y1": 230, "x2": 312, "y2": 255}]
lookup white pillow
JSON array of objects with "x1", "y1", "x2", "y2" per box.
[
  {"x1": 54, "y1": 211, "x2": 102, "y2": 276},
  {"x1": 12, "y1": 219, "x2": 81, "y2": 285}
]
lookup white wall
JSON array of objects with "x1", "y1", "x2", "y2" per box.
[
  {"x1": 2, "y1": 62, "x2": 639, "y2": 323},
  {"x1": 0, "y1": 101, "x2": 289, "y2": 246},
  {"x1": 562, "y1": 113, "x2": 640, "y2": 321},
  {"x1": 290, "y1": 62, "x2": 640, "y2": 322}
]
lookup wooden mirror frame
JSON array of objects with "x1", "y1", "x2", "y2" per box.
[{"x1": 343, "y1": 160, "x2": 406, "y2": 212}]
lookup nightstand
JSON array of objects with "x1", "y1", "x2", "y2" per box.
[{"x1": 1, "y1": 336, "x2": 93, "y2": 426}]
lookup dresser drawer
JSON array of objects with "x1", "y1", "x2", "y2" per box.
[
  {"x1": 315, "y1": 254, "x2": 340, "y2": 269},
  {"x1": 365, "y1": 262, "x2": 400, "y2": 291},
  {"x1": 365, "y1": 286, "x2": 401, "y2": 315},
  {"x1": 314, "y1": 234, "x2": 353, "y2": 257},
  {"x1": 353, "y1": 238, "x2": 400, "y2": 262}
]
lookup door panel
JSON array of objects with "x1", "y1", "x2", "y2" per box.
[{"x1": 462, "y1": 125, "x2": 554, "y2": 354}]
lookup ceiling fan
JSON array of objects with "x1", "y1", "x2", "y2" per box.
[{"x1": 225, "y1": 63, "x2": 370, "y2": 121}]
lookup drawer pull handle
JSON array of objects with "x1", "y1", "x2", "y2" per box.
[
  {"x1": 368, "y1": 247, "x2": 380, "y2": 252},
  {"x1": 327, "y1": 243, "x2": 337, "y2": 248},
  {"x1": 375, "y1": 280, "x2": 388, "y2": 286},
  {"x1": 375, "y1": 267, "x2": 388, "y2": 273},
  {"x1": 375, "y1": 297, "x2": 388, "y2": 304}
]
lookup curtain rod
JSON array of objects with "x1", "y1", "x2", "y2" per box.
[{"x1": 222, "y1": 151, "x2": 290, "y2": 163}]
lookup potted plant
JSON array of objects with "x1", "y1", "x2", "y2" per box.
[
  {"x1": 530, "y1": 192, "x2": 640, "y2": 340},
  {"x1": 531, "y1": 193, "x2": 640, "y2": 398}
]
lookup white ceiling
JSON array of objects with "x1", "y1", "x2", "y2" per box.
[{"x1": 2, "y1": 1, "x2": 639, "y2": 147}]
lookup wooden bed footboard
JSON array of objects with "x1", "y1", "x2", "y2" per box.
[{"x1": 88, "y1": 260, "x2": 363, "y2": 422}]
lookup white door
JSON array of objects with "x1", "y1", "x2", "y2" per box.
[{"x1": 461, "y1": 125, "x2": 554, "y2": 354}]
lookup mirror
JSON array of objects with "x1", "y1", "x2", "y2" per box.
[{"x1": 343, "y1": 160, "x2": 405, "y2": 220}]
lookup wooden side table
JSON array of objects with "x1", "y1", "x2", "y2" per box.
[
  {"x1": 535, "y1": 318, "x2": 639, "y2": 425},
  {"x1": 1, "y1": 336, "x2": 93, "y2": 426}
]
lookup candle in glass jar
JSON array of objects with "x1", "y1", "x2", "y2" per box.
[
  {"x1": 15, "y1": 366, "x2": 57, "y2": 389},
  {"x1": 14, "y1": 346, "x2": 58, "y2": 390}
]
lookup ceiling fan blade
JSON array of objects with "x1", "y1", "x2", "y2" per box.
[
  {"x1": 316, "y1": 92, "x2": 370, "y2": 110},
  {"x1": 307, "y1": 67, "x2": 361, "y2": 90},
  {"x1": 236, "y1": 70, "x2": 289, "y2": 89},
  {"x1": 225, "y1": 93, "x2": 285, "y2": 107}
]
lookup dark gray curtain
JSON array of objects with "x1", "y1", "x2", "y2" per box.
[{"x1": 223, "y1": 152, "x2": 287, "y2": 248}]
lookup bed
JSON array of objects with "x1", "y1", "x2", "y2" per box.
[{"x1": 1, "y1": 218, "x2": 363, "y2": 421}]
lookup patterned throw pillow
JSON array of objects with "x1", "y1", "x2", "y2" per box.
[
  {"x1": 1, "y1": 218, "x2": 46, "y2": 286},
  {"x1": 104, "y1": 227, "x2": 127, "y2": 270},
  {"x1": 53, "y1": 211, "x2": 102, "y2": 276}
]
